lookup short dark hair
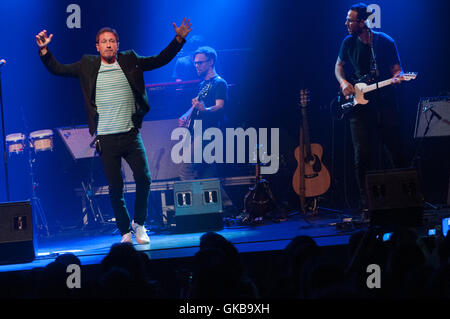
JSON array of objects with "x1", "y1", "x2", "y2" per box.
[
  {"x1": 194, "y1": 46, "x2": 217, "y2": 65},
  {"x1": 96, "y1": 27, "x2": 119, "y2": 43},
  {"x1": 350, "y1": 2, "x2": 371, "y2": 21}
]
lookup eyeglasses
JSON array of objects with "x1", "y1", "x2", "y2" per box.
[
  {"x1": 345, "y1": 18, "x2": 360, "y2": 24},
  {"x1": 194, "y1": 59, "x2": 210, "y2": 66}
]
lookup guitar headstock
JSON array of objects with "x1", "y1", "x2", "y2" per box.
[
  {"x1": 400, "y1": 72, "x2": 418, "y2": 81},
  {"x1": 299, "y1": 88, "x2": 310, "y2": 108}
]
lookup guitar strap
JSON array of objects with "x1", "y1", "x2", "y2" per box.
[
  {"x1": 368, "y1": 29, "x2": 379, "y2": 87},
  {"x1": 368, "y1": 30, "x2": 383, "y2": 127}
]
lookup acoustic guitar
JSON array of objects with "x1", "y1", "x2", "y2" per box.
[{"x1": 292, "y1": 89, "x2": 331, "y2": 211}]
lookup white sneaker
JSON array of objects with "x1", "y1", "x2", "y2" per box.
[
  {"x1": 132, "y1": 221, "x2": 150, "y2": 245},
  {"x1": 121, "y1": 232, "x2": 132, "y2": 244}
]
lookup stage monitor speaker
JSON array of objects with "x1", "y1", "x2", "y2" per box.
[
  {"x1": 174, "y1": 178, "x2": 223, "y2": 233},
  {"x1": 0, "y1": 201, "x2": 35, "y2": 265},
  {"x1": 414, "y1": 96, "x2": 450, "y2": 138},
  {"x1": 365, "y1": 168, "x2": 424, "y2": 227}
]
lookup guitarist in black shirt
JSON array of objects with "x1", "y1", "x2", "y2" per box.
[
  {"x1": 334, "y1": 3, "x2": 406, "y2": 215},
  {"x1": 178, "y1": 46, "x2": 228, "y2": 180},
  {"x1": 178, "y1": 46, "x2": 235, "y2": 212}
]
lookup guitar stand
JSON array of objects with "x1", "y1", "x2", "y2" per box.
[{"x1": 298, "y1": 196, "x2": 356, "y2": 227}]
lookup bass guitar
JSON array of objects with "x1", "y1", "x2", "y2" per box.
[
  {"x1": 292, "y1": 89, "x2": 331, "y2": 212},
  {"x1": 334, "y1": 72, "x2": 418, "y2": 119}
]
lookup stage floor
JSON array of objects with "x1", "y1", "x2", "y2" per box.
[{"x1": 0, "y1": 208, "x2": 362, "y2": 273}]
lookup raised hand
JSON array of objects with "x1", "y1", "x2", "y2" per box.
[
  {"x1": 36, "y1": 30, "x2": 53, "y2": 48},
  {"x1": 173, "y1": 18, "x2": 192, "y2": 41}
]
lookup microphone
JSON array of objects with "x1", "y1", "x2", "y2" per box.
[
  {"x1": 90, "y1": 137, "x2": 98, "y2": 148},
  {"x1": 0, "y1": 59, "x2": 6, "y2": 67}
]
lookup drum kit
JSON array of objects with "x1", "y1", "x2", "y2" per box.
[{"x1": 5, "y1": 129, "x2": 54, "y2": 236}]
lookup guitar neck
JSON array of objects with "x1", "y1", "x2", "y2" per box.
[
  {"x1": 362, "y1": 78, "x2": 394, "y2": 93},
  {"x1": 301, "y1": 108, "x2": 312, "y2": 157}
]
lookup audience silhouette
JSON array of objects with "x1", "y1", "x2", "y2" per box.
[{"x1": 0, "y1": 228, "x2": 449, "y2": 299}]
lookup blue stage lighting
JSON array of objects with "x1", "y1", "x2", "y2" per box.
[{"x1": 442, "y1": 218, "x2": 450, "y2": 237}]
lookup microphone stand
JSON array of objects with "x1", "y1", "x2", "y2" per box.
[{"x1": 0, "y1": 66, "x2": 10, "y2": 201}]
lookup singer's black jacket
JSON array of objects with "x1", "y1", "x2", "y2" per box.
[{"x1": 40, "y1": 36, "x2": 184, "y2": 135}]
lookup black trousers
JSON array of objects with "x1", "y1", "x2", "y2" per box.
[
  {"x1": 98, "y1": 128, "x2": 151, "y2": 235},
  {"x1": 348, "y1": 99, "x2": 405, "y2": 207}
]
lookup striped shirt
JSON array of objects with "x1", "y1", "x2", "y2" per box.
[{"x1": 95, "y1": 61, "x2": 136, "y2": 135}]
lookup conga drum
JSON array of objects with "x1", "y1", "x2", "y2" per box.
[
  {"x1": 5, "y1": 133, "x2": 26, "y2": 155},
  {"x1": 29, "y1": 129, "x2": 54, "y2": 152}
]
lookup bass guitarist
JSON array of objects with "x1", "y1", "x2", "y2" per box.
[{"x1": 334, "y1": 3, "x2": 406, "y2": 215}]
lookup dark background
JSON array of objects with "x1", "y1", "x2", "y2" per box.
[{"x1": 0, "y1": 0, "x2": 449, "y2": 229}]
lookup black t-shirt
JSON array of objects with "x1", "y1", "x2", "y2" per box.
[
  {"x1": 196, "y1": 75, "x2": 228, "y2": 129},
  {"x1": 338, "y1": 31, "x2": 401, "y2": 102},
  {"x1": 338, "y1": 31, "x2": 401, "y2": 81}
]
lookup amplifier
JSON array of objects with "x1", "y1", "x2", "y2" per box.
[
  {"x1": 173, "y1": 178, "x2": 223, "y2": 233},
  {"x1": 365, "y1": 168, "x2": 424, "y2": 227},
  {"x1": 0, "y1": 201, "x2": 35, "y2": 265},
  {"x1": 414, "y1": 96, "x2": 450, "y2": 138}
]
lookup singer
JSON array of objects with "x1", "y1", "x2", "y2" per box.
[{"x1": 36, "y1": 19, "x2": 192, "y2": 244}]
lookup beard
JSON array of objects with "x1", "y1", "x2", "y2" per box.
[{"x1": 197, "y1": 69, "x2": 208, "y2": 78}]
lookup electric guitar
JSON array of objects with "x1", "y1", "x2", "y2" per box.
[
  {"x1": 334, "y1": 72, "x2": 418, "y2": 119},
  {"x1": 183, "y1": 81, "x2": 212, "y2": 134},
  {"x1": 292, "y1": 89, "x2": 331, "y2": 211}
]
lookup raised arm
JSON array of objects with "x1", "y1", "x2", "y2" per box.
[
  {"x1": 36, "y1": 29, "x2": 80, "y2": 77},
  {"x1": 138, "y1": 18, "x2": 192, "y2": 71}
]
